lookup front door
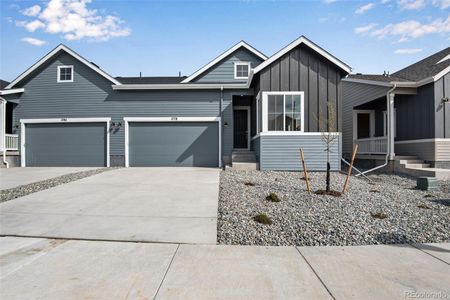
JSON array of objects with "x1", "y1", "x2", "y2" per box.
[
  {"x1": 357, "y1": 113, "x2": 371, "y2": 139},
  {"x1": 233, "y1": 109, "x2": 249, "y2": 149}
]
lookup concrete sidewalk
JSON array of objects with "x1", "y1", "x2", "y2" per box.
[{"x1": 1, "y1": 237, "x2": 449, "y2": 300}]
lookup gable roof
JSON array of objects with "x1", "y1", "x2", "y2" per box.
[
  {"x1": 5, "y1": 44, "x2": 121, "y2": 89},
  {"x1": 253, "y1": 36, "x2": 351, "y2": 75},
  {"x1": 391, "y1": 47, "x2": 450, "y2": 82},
  {"x1": 344, "y1": 47, "x2": 450, "y2": 87},
  {"x1": 0, "y1": 80, "x2": 10, "y2": 89},
  {"x1": 181, "y1": 41, "x2": 268, "y2": 83},
  {"x1": 116, "y1": 76, "x2": 187, "y2": 84}
]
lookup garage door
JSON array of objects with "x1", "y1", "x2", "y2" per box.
[
  {"x1": 25, "y1": 122, "x2": 107, "y2": 167},
  {"x1": 128, "y1": 122, "x2": 219, "y2": 167}
]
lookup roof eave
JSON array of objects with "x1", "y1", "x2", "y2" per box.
[{"x1": 0, "y1": 88, "x2": 25, "y2": 95}]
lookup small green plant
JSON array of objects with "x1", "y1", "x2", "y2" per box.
[
  {"x1": 417, "y1": 204, "x2": 431, "y2": 209},
  {"x1": 370, "y1": 212, "x2": 387, "y2": 219},
  {"x1": 266, "y1": 192, "x2": 281, "y2": 202},
  {"x1": 253, "y1": 214, "x2": 273, "y2": 225},
  {"x1": 244, "y1": 182, "x2": 255, "y2": 186}
]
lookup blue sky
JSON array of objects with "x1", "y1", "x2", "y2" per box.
[{"x1": 0, "y1": 0, "x2": 449, "y2": 81}]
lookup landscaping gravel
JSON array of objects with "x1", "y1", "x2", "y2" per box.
[
  {"x1": 218, "y1": 170, "x2": 450, "y2": 246},
  {"x1": 0, "y1": 168, "x2": 114, "y2": 203}
]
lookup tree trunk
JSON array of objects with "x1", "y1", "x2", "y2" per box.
[{"x1": 326, "y1": 146, "x2": 330, "y2": 192}]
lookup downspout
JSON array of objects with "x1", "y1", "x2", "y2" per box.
[
  {"x1": 1, "y1": 97, "x2": 9, "y2": 168},
  {"x1": 356, "y1": 83, "x2": 396, "y2": 176}
]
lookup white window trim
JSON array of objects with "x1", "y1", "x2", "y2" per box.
[
  {"x1": 261, "y1": 91, "x2": 305, "y2": 133},
  {"x1": 352, "y1": 110, "x2": 375, "y2": 140},
  {"x1": 234, "y1": 62, "x2": 251, "y2": 80},
  {"x1": 233, "y1": 106, "x2": 251, "y2": 150},
  {"x1": 123, "y1": 117, "x2": 221, "y2": 168},
  {"x1": 383, "y1": 109, "x2": 396, "y2": 138},
  {"x1": 20, "y1": 117, "x2": 111, "y2": 167},
  {"x1": 57, "y1": 65, "x2": 74, "y2": 83}
]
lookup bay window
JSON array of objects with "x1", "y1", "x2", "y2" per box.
[{"x1": 262, "y1": 92, "x2": 304, "y2": 133}]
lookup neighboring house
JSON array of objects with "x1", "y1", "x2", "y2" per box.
[
  {"x1": 0, "y1": 36, "x2": 351, "y2": 170},
  {"x1": 342, "y1": 47, "x2": 450, "y2": 173}
]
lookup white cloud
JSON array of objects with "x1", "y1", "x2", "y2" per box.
[
  {"x1": 433, "y1": 0, "x2": 450, "y2": 8},
  {"x1": 22, "y1": 37, "x2": 47, "y2": 46},
  {"x1": 21, "y1": 5, "x2": 41, "y2": 17},
  {"x1": 394, "y1": 48, "x2": 423, "y2": 54},
  {"x1": 355, "y1": 23, "x2": 378, "y2": 34},
  {"x1": 16, "y1": 0, "x2": 130, "y2": 41},
  {"x1": 397, "y1": 0, "x2": 426, "y2": 10},
  {"x1": 323, "y1": 0, "x2": 337, "y2": 4},
  {"x1": 371, "y1": 16, "x2": 450, "y2": 41},
  {"x1": 356, "y1": 3, "x2": 375, "y2": 14}
]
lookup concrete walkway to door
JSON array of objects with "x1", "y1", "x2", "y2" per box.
[{"x1": 0, "y1": 168, "x2": 219, "y2": 244}]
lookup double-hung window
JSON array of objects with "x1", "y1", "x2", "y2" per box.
[
  {"x1": 262, "y1": 92, "x2": 304, "y2": 132},
  {"x1": 57, "y1": 65, "x2": 74, "y2": 82}
]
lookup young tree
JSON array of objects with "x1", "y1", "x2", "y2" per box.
[{"x1": 319, "y1": 102, "x2": 339, "y2": 192}]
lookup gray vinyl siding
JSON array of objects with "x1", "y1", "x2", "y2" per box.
[
  {"x1": 25, "y1": 122, "x2": 106, "y2": 166},
  {"x1": 9, "y1": 51, "x2": 250, "y2": 164},
  {"x1": 128, "y1": 122, "x2": 219, "y2": 167},
  {"x1": 193, "y1": 48, "x2": 264, "y2": 83},
  {"x1": 341, "y1": 80, "x2": 390, "y2": 156},
  {"x1": 252, "y1": 136, "x2": 260, "y2": 161},
  {"x1": 258, "y1": 134, "x2": 341, "y2": 171},
  {"x1": 435, "y1": 72, "x2": 450, "y2": 138},
  {"x1": 395, "y1": 141, "x2": 435, "y2": 162},
  {"x1": 256, "y1": 45, "x2": 344, "y2": 133}
]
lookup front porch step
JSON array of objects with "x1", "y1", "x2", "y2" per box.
[
  {"x1": 394, "y1": 156, "x2": 450, "y2": 180},
  {"x1": 232, "y1": 151, "x2": 257, "y2": 163},
  {"x1": 404, "y1": 163, "x2": 431, "y2": 168},
  {"x1": 231, "y1": 162, "x2": 259, "y2": 171}
]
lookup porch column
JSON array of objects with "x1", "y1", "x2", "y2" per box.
[{"x1": 388, "y1": 93, "x2": 395, "y2": 160}]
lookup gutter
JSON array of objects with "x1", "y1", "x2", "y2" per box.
[{"x1": 112, "y1": 83, "x2": 249, "y2": 90}]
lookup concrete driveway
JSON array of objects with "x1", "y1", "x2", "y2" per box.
[
  {"x1": 0, "y1": 168, "x2": 219, "y2": 244},
  {"x1": 0, "y1": 167, "x2": 98, "y2": 190}
]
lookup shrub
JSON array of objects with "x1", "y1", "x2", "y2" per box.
[
  {"x1": 266, "y1": 192, "x2": 281, "y2": 202},
  {"x1": 253, "y1": 214, "x2": 272, "y2": 225}
]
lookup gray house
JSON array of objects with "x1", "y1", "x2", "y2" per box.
[
  {"x1": 342, "y1": 47, "x2": 450, "y2": 178},
  {"x1": 1, "y1": 36, "x2": 351, "y2": 170}
]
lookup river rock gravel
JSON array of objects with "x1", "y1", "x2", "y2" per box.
[
  {"x1": 0, "y1": 168, "x2": 114, "y2": 203},
  {"x1": 218, "y1": 170, "x2": 450, "y2": 246}
]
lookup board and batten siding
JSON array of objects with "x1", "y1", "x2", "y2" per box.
[
  {"x1": 435, "y1": 72, "x2": 450, "y2": 138},
  {"x1": 193, "y1": 48, "x2": 264, "y2": 83},
  {"x1": 256, "y1": 44, "x2": 344, "y2": 133},
  {"x1": 341, "y1": 80, "x2": 391, "y2": 156},
  {"x1": 256, "y1": 134, "x2": 341, "y2": 171},
  {"x1": 8, "y1": 51, "x2": 246, "y2": 165}
]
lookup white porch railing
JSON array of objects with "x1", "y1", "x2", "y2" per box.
[
  {"x1": 354, "y1": 137, "x2": 387, "y2": 154},
  {"x1": 5, "y1": 134, "x2": 19, "y2": 150}
]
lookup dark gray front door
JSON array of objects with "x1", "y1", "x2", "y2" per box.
[
  {"x1": 25, "y1": 122, "x2": 107, "y2": 167},
  {"x1": 129, "y1": 122, "x2": 218, "y2": 167},
  {"x1": 233, "y1": 109, "x2": 248, "y2": 149}
]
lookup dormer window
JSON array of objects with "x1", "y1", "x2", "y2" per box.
[
  {"x1": 57, "y1": 65, "x2": 74, "y2": 82},
  {"x1": 234, "y1": 62, "x2": 250, "y2": 79}
]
